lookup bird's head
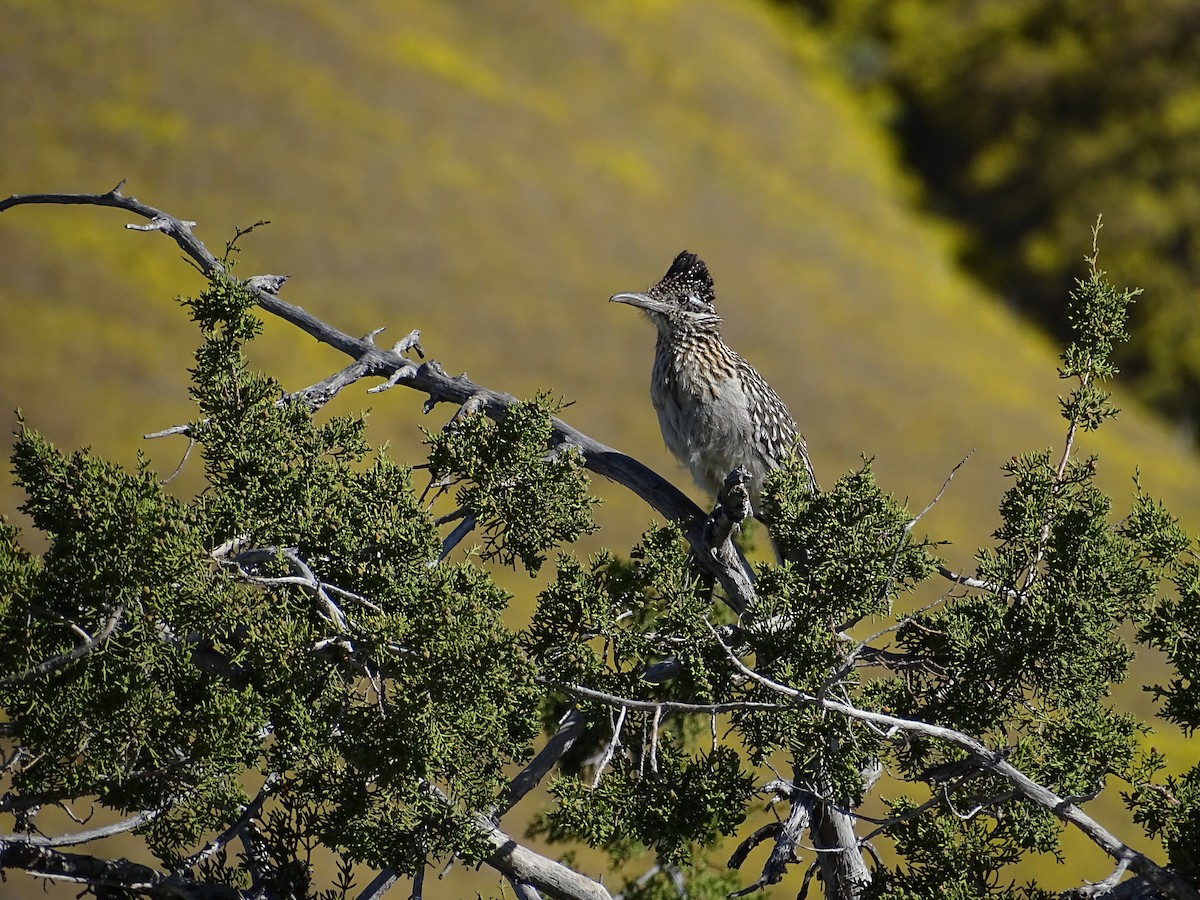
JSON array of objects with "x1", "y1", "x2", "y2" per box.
[{"x1": 610, "y1": 251, "x2": 722, "y2": 336}]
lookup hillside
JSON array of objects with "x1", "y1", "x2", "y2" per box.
[{"x1": 1, "y1": 0, "x2": 1197, "y2": 895}]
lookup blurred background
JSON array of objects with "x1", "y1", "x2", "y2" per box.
[{"x1": 2, "y1": 0, "x2": 1199, "y2": 895}]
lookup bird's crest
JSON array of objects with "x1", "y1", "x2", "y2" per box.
[{"x1": 655, "y1": 250, "x2": 716, "y2": 310}]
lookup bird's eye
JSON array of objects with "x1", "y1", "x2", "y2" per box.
[{"x1": 685, "y1": 293, "x2": 708, "y2": 311}]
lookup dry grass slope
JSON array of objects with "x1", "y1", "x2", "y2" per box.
[{"x1": 1, "y1": 0, "x2": 1197, "y2": 893}]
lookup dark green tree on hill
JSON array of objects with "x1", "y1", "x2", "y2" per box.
[
  {"x1": 795, "y1": 0, "x2": 1200, "y2": 434},
  {"x1": 1, "y1": 187, "x2": 1198, "y2": 900}
]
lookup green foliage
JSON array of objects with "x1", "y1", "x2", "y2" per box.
[
  {"x1": 539, "y1": 744, "x2": 754, "y2": 868},
  {"x1": 760, "y1": 457, "x2": 939, "y2": 625},
  {"x1": 1127, "y1": 764, "x2": 1200, "y2": 882},
  {"x1": 1, "y1": 275, "x2": 539, "y2": 885},
  {"x1": 426, "y1": 394, "x2": 599, "y2": 575},
  {"x1": 1142, "y1": 560, "x2": 1200, "y2": 734},
  {"x1": 794, "y1": 0, "x2": 1200, "y2": 428},
  {"x1": 866, "y1": 794, "x2": 1060, "y2": 899},
  {"x1": 613, "y1": 856, "x2": 743, "y2": 900},
  {"x1": 528, "y1": 524, "x2": 725, "y2": 702},
  {"x1": 848, "y1": 248, "x2": 1199, "y2": 889}
]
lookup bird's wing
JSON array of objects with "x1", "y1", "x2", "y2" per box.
[{"x1": 743, "y1": 361, "x2": 815, "y2": 489}]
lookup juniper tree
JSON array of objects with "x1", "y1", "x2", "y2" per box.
[{"x1": 1, "y1": 188, "x2": 1198, "y2": 900}]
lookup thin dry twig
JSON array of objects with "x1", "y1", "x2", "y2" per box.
[
  {"x1": 0, "y1": 605, "x2": 126, "y2": 687},
  {"x1": 591, "y1": 706, "x2": 627, "y2": 789}
]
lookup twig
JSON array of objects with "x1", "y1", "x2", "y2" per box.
[
  {"x1": 910, "y1": 450, "x2": 974, "y2": 526},
  {"x1": 0, "y1": 605, "x2": 125, "y2": 686},
  {"x1": 822, "y1": 592, "x2": 952, "y2": 692},
  {"x1": 591, "y1": 706, "x2": 627, "y2": 788},
  {"x1": 866, "y1": 449, "x2": 973, "y2": 619},
  {"x1": 173, "y1": 773, "x2": 279, "y2": 874},
  {"x1": 144, "y1": 423, "x2": 193, "y2": 440},
  {"x1": 936, "y1": 564, "x2": 1016, "y2": 600},
  {"x1": 217, "y1": 545, "x2": 382, "y2": 626},
  {"x1": 160, "y1": 437, "x2": 196, "y2": 484},
  {"x1": 648, "y1": 704, "x2": 662, "y2": 774},
  {"x1": 2, "y1": 810, "x2": 158, "y2": 847},
  {"x1": 541, "y1": 677, "x2": 788, "y2": 716}
]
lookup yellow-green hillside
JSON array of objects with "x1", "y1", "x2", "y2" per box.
[{"x1": 1, "y1": 0, "x2": 1196, "y2": 894}]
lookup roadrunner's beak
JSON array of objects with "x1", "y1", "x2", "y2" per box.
[{"x1": 610, "y1": 291, "x2": 666, "y2": 313}]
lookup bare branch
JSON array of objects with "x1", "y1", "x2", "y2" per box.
[
  {"x1": 0, "y1": 839, "x2": 246, "y2": 899},
  {"x1": 244, "y1": 274, "x2": 289, "y2": 294},
  {"x1": 854, "y1": 450, "x2": 975, "y2": 627},
  {"x1": 731, "y1": 783, "x2": 813, "y2": 896},
  {"x1": 909, "y1": 450, "x2": 974, "y2": 526},
  {"x1": 541, "y1": 677, "x2": 787, "y2": 716},
  {"x1": 647, "y1": 704, "x2": 662, "y2": 774},
  {"x1": 1070, "y1": 859, "x2": 1131, "y2": 898},
  {"x1": 823, "y1": 593, "x2": 951, "y2": 691},
  {"x1": 726, "y1": 822, "x2": 782, "y2": 870},
  {"x1": 0, "y1": 605, "x2": 125, "y2": 686},
  {"x1": 436, "y1": 513, "x2": 477, "y2": 565},
  {"x1": 361, "y1": 779, "x2": 614, "y2": 900},
  {"x1": 418, "y1": 782, "x2": 612, "y2": 900},
  {"x1": 146, "y1": 424, "x2": 193, "y2": 440},
  {"x1": 2, "y1": 809, "x2": 157, "y2": 847},
  {"x1": 508, "y1": 878, "x2": 544, "y2": 900},
  {"x1": 173, "y1": 773, "x2": 279, "y2": 875},
  {"x1": 355, "y1": 870, "x2": 401, "y2": 900},
  {"x1": 706, "y1": 466, "x2": 752, "y2": 550},
  {"x1": 216, "y1": 544, "x2": 387, "y2": 623},
  {"x1": 937, "y1": 563, "x2": 1016, "y2": 600},
  {"x1": 810, "y1": 757, "x2": 874, "y2": 897},
  {"x1": 478, "y1": 817, "x2": 612, "y2": 900},
  {"x1": 389, "y1": 328, "x2": 424, "y2": 357},
  {"x1": 289, "y1": 359, "x2": 373, "y2": 411},
  {"x1": 497, "y1": 708, "x2": 589, "y2": 817},
  {"x1": 591, "y1": 706, "x2": 627, "y2": 788}
]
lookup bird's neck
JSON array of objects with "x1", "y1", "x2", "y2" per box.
[{"x1": 654, "y1": 328, "x2": 738, "y2": 396}]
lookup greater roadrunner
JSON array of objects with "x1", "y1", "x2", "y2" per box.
[{"x1": 611, "y1": 251, "x2": 813, "y2": 516}]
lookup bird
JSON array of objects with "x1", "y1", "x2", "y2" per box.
[{"x1": 610, "y1": 250, "x2": 813, "y2": 517}]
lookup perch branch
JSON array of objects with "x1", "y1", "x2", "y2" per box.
[{"x1": 0, "y1": 184, "x2": 755, "y2": 613}]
